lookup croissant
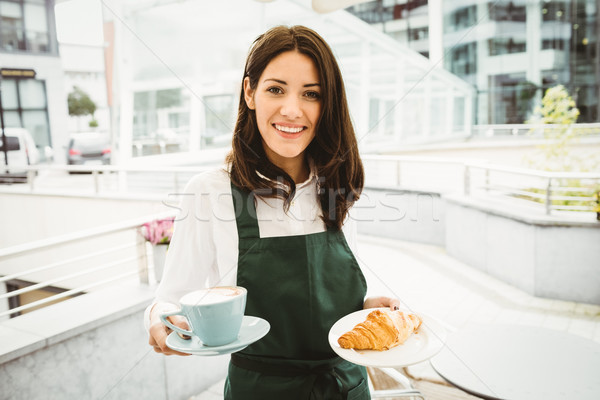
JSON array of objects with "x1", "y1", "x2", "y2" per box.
[{"x1": 338, "y1": 310, "x2": 422, "y2": 351}]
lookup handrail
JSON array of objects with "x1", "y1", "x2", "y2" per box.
[
  {"x1": 361, "y1": 154, "x2": 599, "y2": 217},
  {"x1": 0, "y1": 211, "x2": 176, "y2": 259},
  {"x1": 0, "y1": 211, "x2": 177, "y2": 318},
  {"x1": 0, "y1": 270, "x2": 139, "y2": 318},
  {"x1": 2, "y1": 164, "x2": 212, "y2": 173},
  {"x1": 0, "y1": 243, "x2": 133, "y2": 283},
  {"x1": 362, "y1": 154, "x2": 484, "y2": 165},
  {"x1": 0, "y1": 255, "x2": 139, "y2": 300},
  {"x1": 465, "y1": 162, "x2": 600, "y2": 180}
]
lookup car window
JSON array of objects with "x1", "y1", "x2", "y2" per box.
[{"x1": 0, "y1": 136, "x2": 21, "y2": 151}]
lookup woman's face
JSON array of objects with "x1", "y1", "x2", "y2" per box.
[{"x1": 244, "y1": 50, "x2": 322, "y2": 167}]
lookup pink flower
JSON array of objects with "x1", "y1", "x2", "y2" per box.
[{"x1": 141, "y1": 218, "x2": 174, "y2": 245}]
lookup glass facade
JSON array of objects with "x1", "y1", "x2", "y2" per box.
[
  {"x1": 132, "y1": 88, "x2": 191, "y2": 155},
  {"x1": 1, "y1": 77, "x2": 51, "y2": 149},
  {"x1": 0, "y1": 0, "x2": 53, "y2": 54},
  {"x1": 118, "y1": 0, "x2": 473, "y2": 156},
  {"x1": 347, "y1": 0, "x2": 600, "y2": 125}
]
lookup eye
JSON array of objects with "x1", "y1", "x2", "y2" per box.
[
  {"x1": 267, "y1": 86, "x2": 283, "y2": 95},
  {"x1": 305, "y1": 91, "x2": 321, "y2": 100}
]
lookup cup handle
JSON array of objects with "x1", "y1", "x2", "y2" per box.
[{"x1": 160, "y1": 310, "x2": 193, "y2": 337}]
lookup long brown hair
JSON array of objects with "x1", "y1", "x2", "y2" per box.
[{"x1": 226, "y1": 25, "x2": 363, "y2": 230}]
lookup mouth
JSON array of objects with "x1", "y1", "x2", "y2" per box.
[{"x1": 273, "y1": 123, "x2": 306, "y2": 138}]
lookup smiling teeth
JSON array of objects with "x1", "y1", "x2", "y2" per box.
[{"x1": 275, "y1": 124, "x2": 303, "y2": 133}]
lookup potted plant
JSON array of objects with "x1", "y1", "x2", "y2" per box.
[{"x1": 140, "y1": 218, "x2": 174, "y2": 281}]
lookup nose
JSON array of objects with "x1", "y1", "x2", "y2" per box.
[{"x1": 280, "y1": 95, "x2": 303, "y2": 119}]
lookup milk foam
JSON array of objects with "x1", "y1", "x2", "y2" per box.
[{"x1": 182, "y1": 287, "x2": 243, "y2": 305}]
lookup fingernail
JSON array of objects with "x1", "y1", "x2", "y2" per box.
[{"x1": 394, "y1": 306, "x2": 399, "y2": 311}]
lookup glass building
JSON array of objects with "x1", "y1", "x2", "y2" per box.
[
  {"x1": 106, "y1": 0, "x2": 474, "y2": 161},
  {"x1": 346, "y1": 0, "x2": 600, "y2": 125},
  {"x1": 0, "y1": 0, "x2": 63, "y2": 159}
]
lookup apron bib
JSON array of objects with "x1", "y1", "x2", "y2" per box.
[{"x1": 224, "y1": 183, "x2": 370, "y2": 400}]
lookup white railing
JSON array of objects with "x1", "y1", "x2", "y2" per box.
[
  {"x1": 472, "y1": 123, "x2": 600, "y2": 138},
  {"x1": 2, "y1": 156, "x2": 599, "y2": 218},
  {"x1": 0, "y1": 164, "x2": 211, "y2": 195},
  {"x1": 463, "y1": 162, "x2": 600, "y2": 216},
  {"x1": 0, "y1": 211, "x2": 175, "y2": 319},
  {"x1": 362, "y1": 155, "x2": 600, "y2": 217}
]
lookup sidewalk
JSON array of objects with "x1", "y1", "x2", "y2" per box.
[{"x1": 191, "y1": 234, "x2": 600, "y2": 399}]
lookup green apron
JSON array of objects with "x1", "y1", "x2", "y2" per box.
[{"x1": 224, "y1": 183, "x2": 370, "y2": 400}]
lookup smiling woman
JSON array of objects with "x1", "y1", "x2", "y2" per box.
[{"x1": 146, "y1": 25, "x2": 399, "y2": 400}]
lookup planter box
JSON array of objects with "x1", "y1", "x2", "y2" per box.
[{"x1": 444, "y1": 195, "x2": 600, "y2": 305}]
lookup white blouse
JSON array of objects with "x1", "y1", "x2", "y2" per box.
[{"x1": 144, "y1": 166, "x2": 359, "y2": 328}]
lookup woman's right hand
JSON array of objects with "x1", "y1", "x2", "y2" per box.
[{"x1": 148, "y1": 304, "x2": 191, "y2": 356}]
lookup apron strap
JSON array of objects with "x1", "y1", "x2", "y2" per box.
[
  {"x1": 231, "y1": 182, "x2": 260, "y2": 239},
  {"x1": 231, "y1": 354, "x2": 349, "y2": 399}
]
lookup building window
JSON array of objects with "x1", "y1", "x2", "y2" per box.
[
  {"x1": 346, "y1": 0, "x2": 428, "y2": 24},
  {"x1": 449, "y1": 42, "x2": 477, "y2": 76},
  {"x1": 0, "y1": 77, "x2": 51, "y2": 150},
  {"x1": 488, "y1": 38, "x2": 526, "y2": 56},
  {"x1": 542, "y1": 39, "x2": 566, "y2": 50},
  {"x1": 488, "y1": 1, "x2": 526, "y2": 22},
  {"x1": 409, "y1": 26, "x2": 428, "y2": 41},
  {"x1": 446, "y1": 5, "x2": 477, "y2": 32},
  {"x1": 0, "y1": 0, "x2": 51, "y2": 53},
  {"x1": 203, "y1": 94, "x2": 235, "y2": 148},
  {"x1": 542, "y1": 1, "x2": 569, "y2": 22}
]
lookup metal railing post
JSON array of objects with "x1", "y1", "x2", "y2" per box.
[
  {"x1": 545, "y1": 178, "x2": 552, "y2": 215},
  {"x1": 136, "y1": 228, "x2": 149, "y2": 284},
  {"x1": 93, "y1": 169, "x2": 99, "y2": 194},
  {"x1": 174, "y1": 171, "x2": 179, "y2": 194},
  {"x1": 464, "y1": 165, "x2": 470, "y2": 196},
  {"x1": 485, "y1": 169, "x2": 490, "y2": 192},
  {"x1": 28, "y1": 169, "x2": 35, "y2": 192}
]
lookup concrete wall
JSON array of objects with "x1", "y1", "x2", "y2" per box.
[
  {"x1": 0, "y1": 281, "x2": 229, "y2": 400},
  {"x1": 356, "y1": 188, "x2": 446, "y2": 247},
  {"x1": 445, "y1": 197, "x2": 600, "y2": 305}
]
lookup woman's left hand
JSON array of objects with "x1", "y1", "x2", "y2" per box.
[{"x1": 363, "y1": 296, "x2": 401, "y2": 311}]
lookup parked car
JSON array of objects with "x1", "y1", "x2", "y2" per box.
[
  {"x1": 0, "y1": 127, "x2": 40, "y2": 183},
  {"x1": 67, "y1": 132, "x2": 111, "y2": 168}
]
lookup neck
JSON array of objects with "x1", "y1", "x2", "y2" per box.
[
  {"x1": 278, "y1": 157, "x2": 309, "y2": 184},
  {"x1": 265, "y1": 151, "x2": 309, "y2": 184}
]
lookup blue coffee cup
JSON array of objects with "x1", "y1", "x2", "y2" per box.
[{"x1": 160, "y1": 286, "x2": 247, "y2": 347}]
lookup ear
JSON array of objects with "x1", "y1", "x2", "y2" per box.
[{"x1": 243, "y1": 77, "x2": 255, "y2": 110}]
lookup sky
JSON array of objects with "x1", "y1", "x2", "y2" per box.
[{"x1": 54, "y1": 0, "x2": 105, "y2": 46}]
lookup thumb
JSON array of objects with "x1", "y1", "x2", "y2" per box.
[{"x1": 166, "y1": 315, "x2": 191, "y2": 339}]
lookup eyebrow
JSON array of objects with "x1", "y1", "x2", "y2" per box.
[{"x1": 264, "y1": 78, "x2": 320, "y2": 87}]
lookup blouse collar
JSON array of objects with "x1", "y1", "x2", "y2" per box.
[{"x1": 255, "y1": 157, "x2": 317, "y2": 190}]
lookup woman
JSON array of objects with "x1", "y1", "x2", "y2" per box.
[{"x1": 147, "y1": 25, "x2": 399, "y2": 399}]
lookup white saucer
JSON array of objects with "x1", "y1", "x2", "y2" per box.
[
  {"x1": 166, "y1": 316, "x2": 270, "y2": 356},
  {"x1": 328, "y1": 308, "x2": 447, "y2": 367}
]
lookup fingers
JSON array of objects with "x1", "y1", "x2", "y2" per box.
[
  {"x1": 148, "y1": 316, "x2": 191, "y2": 356},
  {"x1": 388, "y1": 298, "x2": 401, "y2": 311},
  {"x1": 363, "y1": 296, "x2": 401, "y2": 310}
]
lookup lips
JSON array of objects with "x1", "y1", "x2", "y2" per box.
[{"x1": 272, "y1": 123, "x2": 306, "y2": 138}]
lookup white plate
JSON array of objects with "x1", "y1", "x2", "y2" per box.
[
  {"x1": 166, "y1": 316, "x2": 270, "y2": 356},
  {"x1": 328, "y1": 308, "x2": 447, "y2": 367}
]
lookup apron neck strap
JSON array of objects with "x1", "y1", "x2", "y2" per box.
[{"x1": 231, "y1": 182, "x2": 260, "y2": 239}]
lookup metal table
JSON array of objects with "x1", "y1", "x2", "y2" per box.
[{"x1": 430, "y1": 324, "x2": 600, "y2": 400}]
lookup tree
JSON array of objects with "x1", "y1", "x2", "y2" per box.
[
  {"x1": 67, "y1": 86, "x2": 97, "y2": 127},
  {"x1": 526, "y1": 85, "x2": 582, "y2": 171}
]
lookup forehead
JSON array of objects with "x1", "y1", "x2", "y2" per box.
[{"x1": 260, "y1": 50, "x2": 320, "y2": 84}]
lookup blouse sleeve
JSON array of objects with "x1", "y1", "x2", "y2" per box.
[{"x1": 144, "y1": 173, "x2": 218, "y2": 330}]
